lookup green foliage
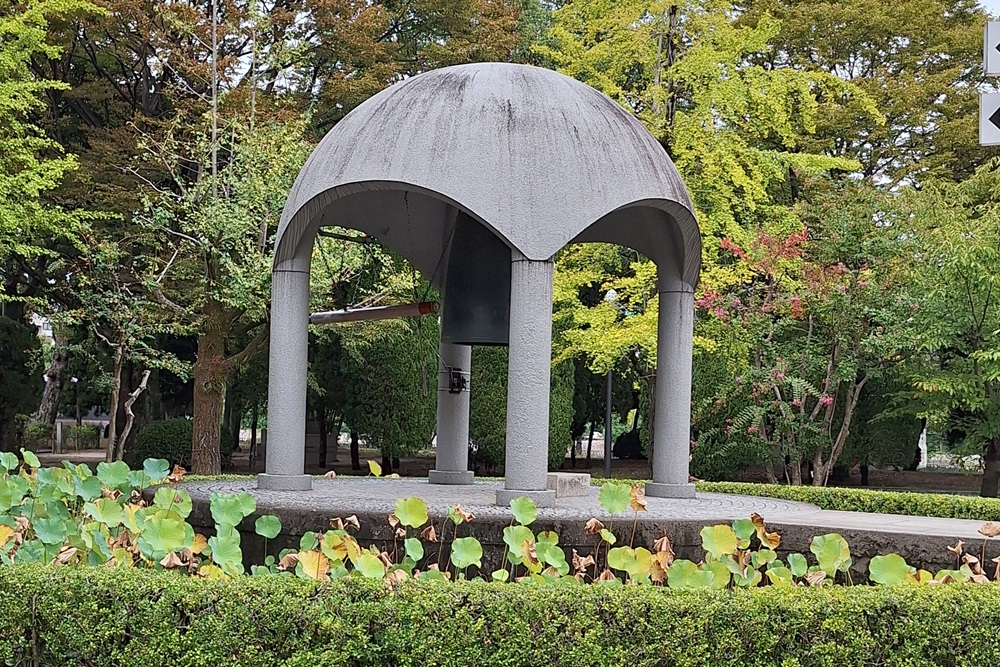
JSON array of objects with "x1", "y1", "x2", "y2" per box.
[
  {"x1": 394, "y1": 497, "x2": 428, "y2": 529},
  {"x1": 869, "y1": 554, "x2": 910, "y2": 586},
  {"x1": 1, "y1": 458, "x2": 998, "y2": 597},
  {"x1": 899, "y1": 163, "x2": 1000, "y2": 495},
  {"x1": 254, "y1": 515, "x2": 281, "y2": 540},
  {"x1": 450, "y1": 536, "x2": 483, "y2": 571},
  {"x1": 547, "y1": 358, "x2": 575, "y2": 470},
  {"x1": 844, "y1": 377, "x2": 923, "y2": 469},
  {"x1": 7, "y1": 568, "x2": 1000, "y2": 666},
  {"x1": 597, "y1": 482, "x2": 631, "y2": 515},
  {"x1": 0, "y1": 319, "x2": 42, "y2": 452},
  {"x1": 469, "y1": 346, "x2": 582, "y2": 473},
  {"x1": 130, "y1": 419, "x2": 234, "y2": 470},
  {"x1": 509, "y1": 496, "x2": 537, "y2": 526},
  {"x1": 0, "y1": 0, "x2": 98, "y2": 270},
  {"x1": 469, "y1": 346, "x2": 509, "y2": 471},
  {"x1": 340, "y1": 319, "x2": 436, "y2": 462},
  {"x1": 698, "y1": 482, "x2": 1000, "y2": 521}
]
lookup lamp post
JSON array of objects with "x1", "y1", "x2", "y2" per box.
[{"x1": 603, "y1": 289, "x2": 618, "y2": 479}]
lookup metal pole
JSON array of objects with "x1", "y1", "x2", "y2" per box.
[{"x1": 604, "y1": 369, "x2": 613, "y2": 478}]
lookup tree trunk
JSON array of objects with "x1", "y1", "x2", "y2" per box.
[
  {"x1": 982, "y1": 438, "x2": 1000, "y2": 498},
  {"x1": 104, "y1": 341, "x2": 125, "y2": 462},
  {"x1": 381, "y1": 452, "x2": 392, "y2": 475},
  {"x1": 249, "y1": 403, "x2": 259, "y2": 469},
  {"x1": 764, "y1": 457, "x2": 778, "y2": 485},
  {"x1": 586, "y1": 426, "x2": 594, "y2": 466},
  {"x1": 223, "y1": 381, "x2": 240, "y2": 460},
  {"x1": 116, "y1": 370, "x2": 151, "y2": 461},
  {"x1": 37, "y1": 331, "x2": 69, "y2": 424},
  {"x1": 570, "y1": 437, "x2": 576, "y2": 468},
  {"x1": 350, "y1": 430, "x2": 361, "y2": 471},
  {"x1": 860, "y1": 463, "x2": 869, "y2": 487},
  {"x1": 191, "y1": 328, "x2": 228, "y2": 474},
  {"x1": 317, "y1": 403, "x2": 328, "y2": 469},
  {"x1": 789, "y1": 454, "x2": 803, "y2": 485}
]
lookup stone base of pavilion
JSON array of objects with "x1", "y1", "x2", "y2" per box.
[{"x1": 177, "y1": 478, "x2": 1000, "y2": 580}]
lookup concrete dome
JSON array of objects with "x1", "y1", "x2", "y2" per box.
[{"x1": 275, "y1": 62, "x2": 701, "y2": 287}]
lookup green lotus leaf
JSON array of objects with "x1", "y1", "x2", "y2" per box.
[
  {"x1": 598, "y1": 483, "x2": 631, "y2": 515},
  {"x1": 356, "y1": 552, "x2": 386, "y2": 578},
  {"x1": 255, "y1": 515, "x2": 282, "y2": 540},
  {"x1": 450, "y1": 536, "x2": 483, "y2": 570},
  {"x1": 869, "y1": 553, "x2": 909, "y2": 586},
  {"x1": 96, "y1": 461, "x2": 130, "y2": 489},
  {"x1": 20, "y1": 449, "x2": 41, "y2": 469},
  {"x1": 395, "y1": 497, "x2": 428, "y2": 529},
  {"x1": 153, "y1": 487, "x2": 192, "y2": 519},
  {"x1": 509, "y1": 496, "x2": 537, "y2": 526},
  {"x1": 403, "y1": 537, "x2": 424, "y2": 562},
  {"x1": 142, "y1": 458, "x2": 171, "y2": 483},
  {"x1": 85, "y1": 497, "x2": 126, "y2": 528},
  {"x1": 139, "y1": 515, "x2": 190, "y2": 559},
  {"x1": 700, "y1": 524, "x2": 738, "y2": 559},
  {"x1": 210, "y1": 493, "x2": 246, "y2": 527}
]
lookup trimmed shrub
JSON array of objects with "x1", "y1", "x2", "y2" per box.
[
  {"x1": 129, "y1": 418, "x2": 233, "y2": 470},
  {"x1": 2, "y1": 566, "x2": 1000, "y2": 666},
  {"x1": 20, "y1": 420, "x2": 53, "y2": 450},
  {"x1": 699, "y1": 481, "x2": 1000, "y2": 521},
  {"x1": 469, "y1": 347, "x2": 577, "y2": 473}
]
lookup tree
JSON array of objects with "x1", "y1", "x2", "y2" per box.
[
  {"x1": 340, "y1": 318, "x2": 438, "y2": 472},
  {"x1": 741, "y1": 0, "x2": 990, "y2": 184},
  {"x1": 902, "y1": 162, "x2": 1000, "y2": 497},
  {"x1": 140, "y1": 120, "x2": 311, "y2": 473},
  {"x1": 468, "y1": 346, "x2": 578, "y2": 473},
  {"x1": 0, "y1": 0, "x2": 98, "y2": 451},
  {"x1": 542, "y1": 0, "x2": 875, "y2": 475},
  {"x1": 696, "y1": 183, "x2": 915, "y2": 485},
  {"x1": 29, "y1": 0, "x2": 530, "y2": 471}
]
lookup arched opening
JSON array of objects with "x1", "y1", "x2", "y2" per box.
[{"x1": 264, "y1": 183, "x2": 515, "y2": 491}]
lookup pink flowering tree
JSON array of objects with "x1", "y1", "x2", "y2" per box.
[{"x1": 695, "y1": 183, "x2": 915, "y2": 485}]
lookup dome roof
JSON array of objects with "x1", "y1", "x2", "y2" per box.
[{"x1": 275, "y1": 62, "x2": 700, "y2": 287}]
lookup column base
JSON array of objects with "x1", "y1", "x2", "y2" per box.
[
  {"x1": 495, "y1": 488, "x2": 557, "y2": 508},
  {"x1": 645, "y1": 482, "x2": 696, "y2": 499},
  {"x1": 428, "y1": 469, "x2": 474, "y2": 485},
  {"x1": 257, "y1": 473, "x2": 313, "y2": 491}
]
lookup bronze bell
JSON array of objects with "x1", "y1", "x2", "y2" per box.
[{"x1": 440, "y1": 211, "x2": 511, "y2": 346}]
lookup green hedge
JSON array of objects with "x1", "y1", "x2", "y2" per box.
[
  {"x1": 130, "y1": 418, "x2": 234, "y2": 470},
  {"x1": 2, "y1": 567, "x2": 1000, "y2": 666},
  {"x1": 699, "y1": 481, "x2": 1000, "y2": 521}
]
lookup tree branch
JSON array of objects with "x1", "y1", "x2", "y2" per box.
[{"x1": 115, "y1": 369, "x2": 151, "y2": 461}]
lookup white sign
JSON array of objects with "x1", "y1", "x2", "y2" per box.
[
  {"x1": 981, "y1": 93, "x2": 1000, "y2": 145},
  {"x1": 987, "y1": 23, "x2": 1000, "y2": 76}
]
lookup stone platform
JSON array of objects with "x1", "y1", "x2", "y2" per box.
[
  {"x1": 178, "y1": 478, "x2": 1000, "y2": 579},
  {"x1": 182, "y1": 477, "x2": 817, "y2": 521}
]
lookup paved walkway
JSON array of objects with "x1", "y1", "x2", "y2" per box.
[
  {"x1": 771, "y1": 508, "x2": 994, "y2": 540},
  {"x1": 181, "y1": 477, "x2": 818, "y2": 522},
  {"x1": 179, "y1": 477, "x2": 999, "y2": 542}
]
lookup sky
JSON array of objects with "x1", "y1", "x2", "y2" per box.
[{"x1": 986, "y1": 0, "x2": 1000, "y2": 17}]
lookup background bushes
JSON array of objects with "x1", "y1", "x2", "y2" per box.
[
  {"x1": 699, "y1": 481, "x2": 1000, "y2": 521},
  {"x1": 129, "y1": 418, "x2": 234, "y2": 470},
  {"x1": 469, "y1": 346, "x2": 575, "y2": 473},
  {"x1": 2, "y1": 566, "x2": 1000, "y2": 667}
]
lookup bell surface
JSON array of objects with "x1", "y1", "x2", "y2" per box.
[{"x1": 440, "y1": 212, "x2": 511, "y2": 346}]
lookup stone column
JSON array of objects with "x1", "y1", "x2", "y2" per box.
[
  {"x1": 645, "y1": 278, "x2": 696, "y2": 499},
  {"x1": 258, "y1": 264, "x2": 313, "y2": 491},
  {"x1": 428, "y1": 340, "x2": 474, "y2": 484},
  {"x1": 496, "y1": 252, "x2": 557, "y2": 507}
]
